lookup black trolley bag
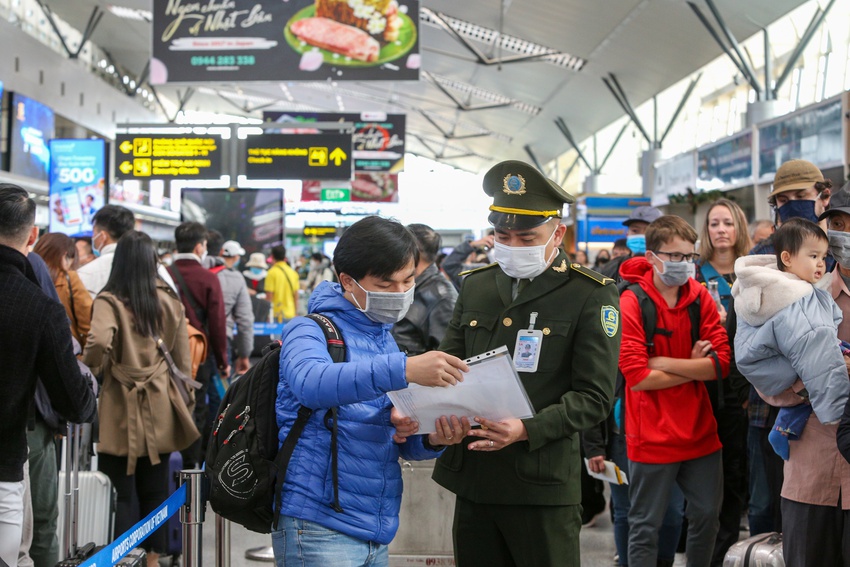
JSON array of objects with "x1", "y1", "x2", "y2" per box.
[{"x1": 206, "y1": 313, "x2": 346, "y2": 533}]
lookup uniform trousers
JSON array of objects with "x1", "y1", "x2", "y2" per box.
[
  {"x1": 628, "y1": 450, "x2": 722, "y2": 567},
  {"x1": 781, "y1": 497, "x2": 850, "y2": 567},
  {"x1": 452, "y1": 496, "x2": 581, "y2": 567}
]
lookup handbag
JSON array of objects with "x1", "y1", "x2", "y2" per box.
[{"x1": 155, "y1": 335, "x2": 202, "y2": 407}]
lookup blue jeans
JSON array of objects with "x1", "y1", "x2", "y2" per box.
[
  {"x1": 610, "y1": 433, "x2": 684, "y2": 565},
  {"x1": 747, "y1": 425, "x2": 774, "y2": 535},
  {"x1": 272, "y1": 516, "x2": 388, "y2": 567}
]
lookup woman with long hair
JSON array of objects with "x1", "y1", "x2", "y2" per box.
[
  {"x1": 82, "y1": 231, "x2": 198, "y2": 567},
  {"x1": 695, "y1": 198, "x2": 752, "y2": 563},
  {"x1": 33, "y1": 233, "x2": 92, "y2": 347},
  {"x1": 697, "y1": 198, "x2": 752, "y2": 319}
]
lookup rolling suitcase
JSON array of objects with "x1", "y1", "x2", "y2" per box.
[
  {"x1": 723, "y1": 532, "x2": 784, "y2": 567},
  {"x1": 56, "y1": 423, "x2": 115, "y2": 565}
]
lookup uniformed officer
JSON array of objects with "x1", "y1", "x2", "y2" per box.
[{"x1": 432, "y1": 160, "x2": 621, "y2": 567}]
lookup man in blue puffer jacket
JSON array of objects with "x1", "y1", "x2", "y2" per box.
[{"x1": 273, "y1": 216, "x2": 471, "y2": 567}]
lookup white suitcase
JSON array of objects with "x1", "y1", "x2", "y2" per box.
[
  {"x1": 56, "y1": 424, "x2": 116, "y2": 558},
  {"x1": 723, "y1": 532, "x2": 784, "y2": 567}
]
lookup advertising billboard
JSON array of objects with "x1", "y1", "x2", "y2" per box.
[
  {"x1": 151, "y1": 0, "x2": 420, "y2": 83},
  {"x1": 9, "y1": 93, "x2": 55, "y2": 181},
  {"x1": 48, "y1": 139, "x2": 106, "y2": 236}
]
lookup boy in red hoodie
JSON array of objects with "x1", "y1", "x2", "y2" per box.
[{"x1": 619, "y1": 215, "x2": 730, "y2": 567}]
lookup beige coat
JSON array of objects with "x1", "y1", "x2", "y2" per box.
[{"x1": 83, "y1": 283, "x2": 199, "y2": 474}]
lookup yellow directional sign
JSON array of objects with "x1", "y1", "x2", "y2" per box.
[
  {"x1": 133, "y1": 159, "x2": 151, "y2": 177},
  {"x1": 244, "y1": 133, "x2": 352, "y2": 181},
  {"x1": 329, "y1": 147, "x2": 347, "y2": 166},
  {"x1": 308, "y1": 147, "x2": 328, "y2": 167},
  {"x1": 134, "y1": 138, "x2": 152, "y2": 156},
  {"x1": 114, "y1": 134, "x2": 222, "y2": 180}
]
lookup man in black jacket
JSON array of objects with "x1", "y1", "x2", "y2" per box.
[
  {"x1": 392, "y1": 224, "x2": 458, "y2": 355},
  {"x1": 0, "y1": 184, "x2": 97, "y2": 566}
]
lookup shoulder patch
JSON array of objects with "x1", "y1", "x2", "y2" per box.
[
  {"x1": 570, "y1": 263, "x2": 614, "y2": 285},
  {"x1": 459, "y1": 262, "x2": 499, "y2": 277},
  {"x1": 601, "y1": 305, "x2": 619, "y2": 337}
]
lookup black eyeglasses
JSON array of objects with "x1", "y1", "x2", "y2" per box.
[{"x1": 653, "y1": 251, "x2": 700, "y2": 263}]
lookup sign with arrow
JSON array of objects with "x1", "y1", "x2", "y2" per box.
[
  {"x1": 244, "y1": 133, "x2": 352, "y2": 181},
  {"x1": 114, "y1": 134, "x2": 223, "y2": 180}
]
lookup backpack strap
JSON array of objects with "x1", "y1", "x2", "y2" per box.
[
  {"x1": 272, "y1": 313, "x2": 347, "y2": 529},
  {"x1": 625, "y1": 284, "x2": 658, "y2": 353},
  {"x1": 168, "y1": 265, "x2": 208, "y2": 332}
]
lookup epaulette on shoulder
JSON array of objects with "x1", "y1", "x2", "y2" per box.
[
  {"x1": 570, "y1": 263, "x2": 615, "y2": 285},
  {"x1": 459, "y1": 262, "x2": 498, "y2": 277}
]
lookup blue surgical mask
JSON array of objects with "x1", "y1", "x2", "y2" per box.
[
  {"x1": 91, "y1": 231, "x2": 105, "y2": 257},
  {"x1": 250, "y1": 267, "x2": 264, "y2": 275},
  {"x1": 626, "y1": 234, "x2": 646, "y2": 254},
  {"x1": 777, "y1": 200, "x2": 818, "y2": 224}
]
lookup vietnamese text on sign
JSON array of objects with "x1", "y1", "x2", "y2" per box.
[
  {"x1": 115, "y1": 134, "x2": 223, "y2": 180},
  {"x1": 243, "y1": 133, "x2": 352, "y2": 181}
]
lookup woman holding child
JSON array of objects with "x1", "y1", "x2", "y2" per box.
[{"x1": 734, "y1": 215, "x2": 850, "y2": 566}]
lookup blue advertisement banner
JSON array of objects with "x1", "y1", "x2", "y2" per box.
[
  {"x1": 10, "y1": 93, "x2": 55, "y2": 182},
  {"x1": 583, "y1": 197, "x2": 651, "y2": 217},
  {"x1": 697, "y1": 131, "x2": 752, "y2": 191},
  {"x1": 577, "y1": 217, "x2": 629, "y2": 244},
  {"x1": 48, "y1": 139, "x2": 106, "y2": 236}
]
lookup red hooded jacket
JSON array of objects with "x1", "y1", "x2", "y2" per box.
[{"x1": 619, "y1": 257, "x2": 729, "y2": 464}]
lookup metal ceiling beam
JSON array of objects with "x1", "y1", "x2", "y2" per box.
[
  {"x1": 703, "y1": 0, "x2": 762, "y2": 95},
  {"x1": 523, "y1": 145, "x2": 545, "y2": 172},
  {"x1": 149, "y1": 86, "x2": 195, "y2": 123},
  {"x1": 215, "y1": 91, "x2": 278, "y2": 114},
  {"x1": 554, "y1": 117, "x2": 592, "y2": 171},
  {"x1": 418, "y1": 110, "x2": 490, "y2": 140},
  {"x1": 598, "y1": 121, "x2": 630, "y2": 172},
  {"x1": 36, "y1": 2, "x2": 102, "y2": 59},
  {"x1": 425, "y1": 74, "x2": 514, "y2": 112},
  {"x1": 773, "y1": 0, "x2": 835, "y2": 95},
  {"x1": 424, "y1": 9, "x2": 569, "y2": 67},
  {"x1": 602, "y1": 74, "x2": 653, "y2": 145},
  {"x1": 560, "y1": 153, "x2": 583, "y2": 186},
  {"x1": 660, "y1": 73, "x2": 702, "y2": 144},
  {"x1": 686, "y1": 2, "x2": 754, "y2": 93}
]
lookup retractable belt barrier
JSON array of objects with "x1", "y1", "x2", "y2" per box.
[
  {"x1": 79, "y1": 483, "x2": 187, "y2": 567},
  {"x1": 57, "y1": 468, "x2": 228, "y2": 567}
]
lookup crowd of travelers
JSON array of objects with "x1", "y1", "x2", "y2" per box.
[{"x1": 3, "y1": 156, "x2": 850, "y2": 567}]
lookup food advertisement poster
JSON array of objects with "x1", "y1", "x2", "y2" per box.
[
  {"x1": 151, "y1": 0, "x2": 420, "y2": 83},
  {"x1": 48, "y1": 139, "x2": 106, "y2": 236},
  {"x1": 301, "y1": 173, "x2": 399, "y2": 202}
]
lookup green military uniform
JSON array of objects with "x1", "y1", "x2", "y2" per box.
[{"x1": 432, "y1": 161, "x2": 621, "y2": 567}]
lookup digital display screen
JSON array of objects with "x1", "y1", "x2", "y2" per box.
[
  {"x1": 181, "y1": 189, "x2": 284, "y2": 257},
  {"x1": 9, "y1": 92, "x2": 55, "y2": 181}
]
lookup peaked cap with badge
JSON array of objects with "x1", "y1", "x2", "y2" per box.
[{"x1": 484, "y1": 160, "x2": 575, "y2": 230}]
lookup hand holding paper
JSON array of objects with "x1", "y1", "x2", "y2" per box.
[
  {"x1": 405, "y1": 350, "x2": 469, "y2": 387},
  {"x1": 388, "y1": 347, "x2": 535, "y2": 434}
]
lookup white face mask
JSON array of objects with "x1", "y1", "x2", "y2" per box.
[
  {"x1": 351, "y1": 280, "x2": 415, "y2": 324},
  {"x1": 493, "y1": 226, "x2": 559, "y2": 279}
]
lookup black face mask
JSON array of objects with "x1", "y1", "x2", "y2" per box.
[
  {"x1": 596, "y1": 256, "x2": 610, "y2": 265},
  {"x1": 777, "y1": 199, "x2": 819, "y2": 224}
]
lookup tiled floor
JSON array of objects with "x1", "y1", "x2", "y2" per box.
[{"x1": 185, "y1": 503, "x2": 680, "y2": 567}]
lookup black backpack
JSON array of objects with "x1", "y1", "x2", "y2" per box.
[
  {"x1": 205, "y1": 313, "x2": 346, "y2": 534},
  {"x1": 614, "y1": 281, "x2": 723, "y2": 428}
]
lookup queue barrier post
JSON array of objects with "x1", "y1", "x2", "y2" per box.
[
  {"x1": 216, "y1": 514, "x2": 231, "y2": 567},
  {"x1": 179, "y1": 469, "x2": 205, "y2": 567}
]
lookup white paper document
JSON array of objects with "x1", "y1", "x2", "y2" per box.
[
  {"x1": 387, "y1": 346, "x2": 535, "y2": 434},
  {"x1": 583, "y1": 458, "x2": 629, "y2": 485}
]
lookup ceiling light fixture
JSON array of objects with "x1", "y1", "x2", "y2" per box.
[
  {"x1": 106, "y1": 5, "x2": 152, "y2": 22},
  {"x1": 420, "y1": 7, "x2": 585, "y2": 71}
]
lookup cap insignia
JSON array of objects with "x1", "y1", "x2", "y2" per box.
[
  {"x1": 502, "y1": 173, "x2": 526, "y2": 195},
  {"x1": 552, "y1": 259, "x2": 567, "y2": 272}
]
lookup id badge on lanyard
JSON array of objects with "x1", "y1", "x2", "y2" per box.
[{"x1": 514, "y1": 311, "x2": 544, "y2": 373}]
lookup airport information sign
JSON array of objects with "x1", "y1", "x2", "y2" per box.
[
  {"x1": 244, "y1": 133, "x2": 352, "y2": 180},
  {"x1": 114, "y1": 134, "x2": 223, "y2": 180}
]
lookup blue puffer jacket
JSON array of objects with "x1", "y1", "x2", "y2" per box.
[{"x1": 275, "y1": 281, "x2": 440, "y2": 544}]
